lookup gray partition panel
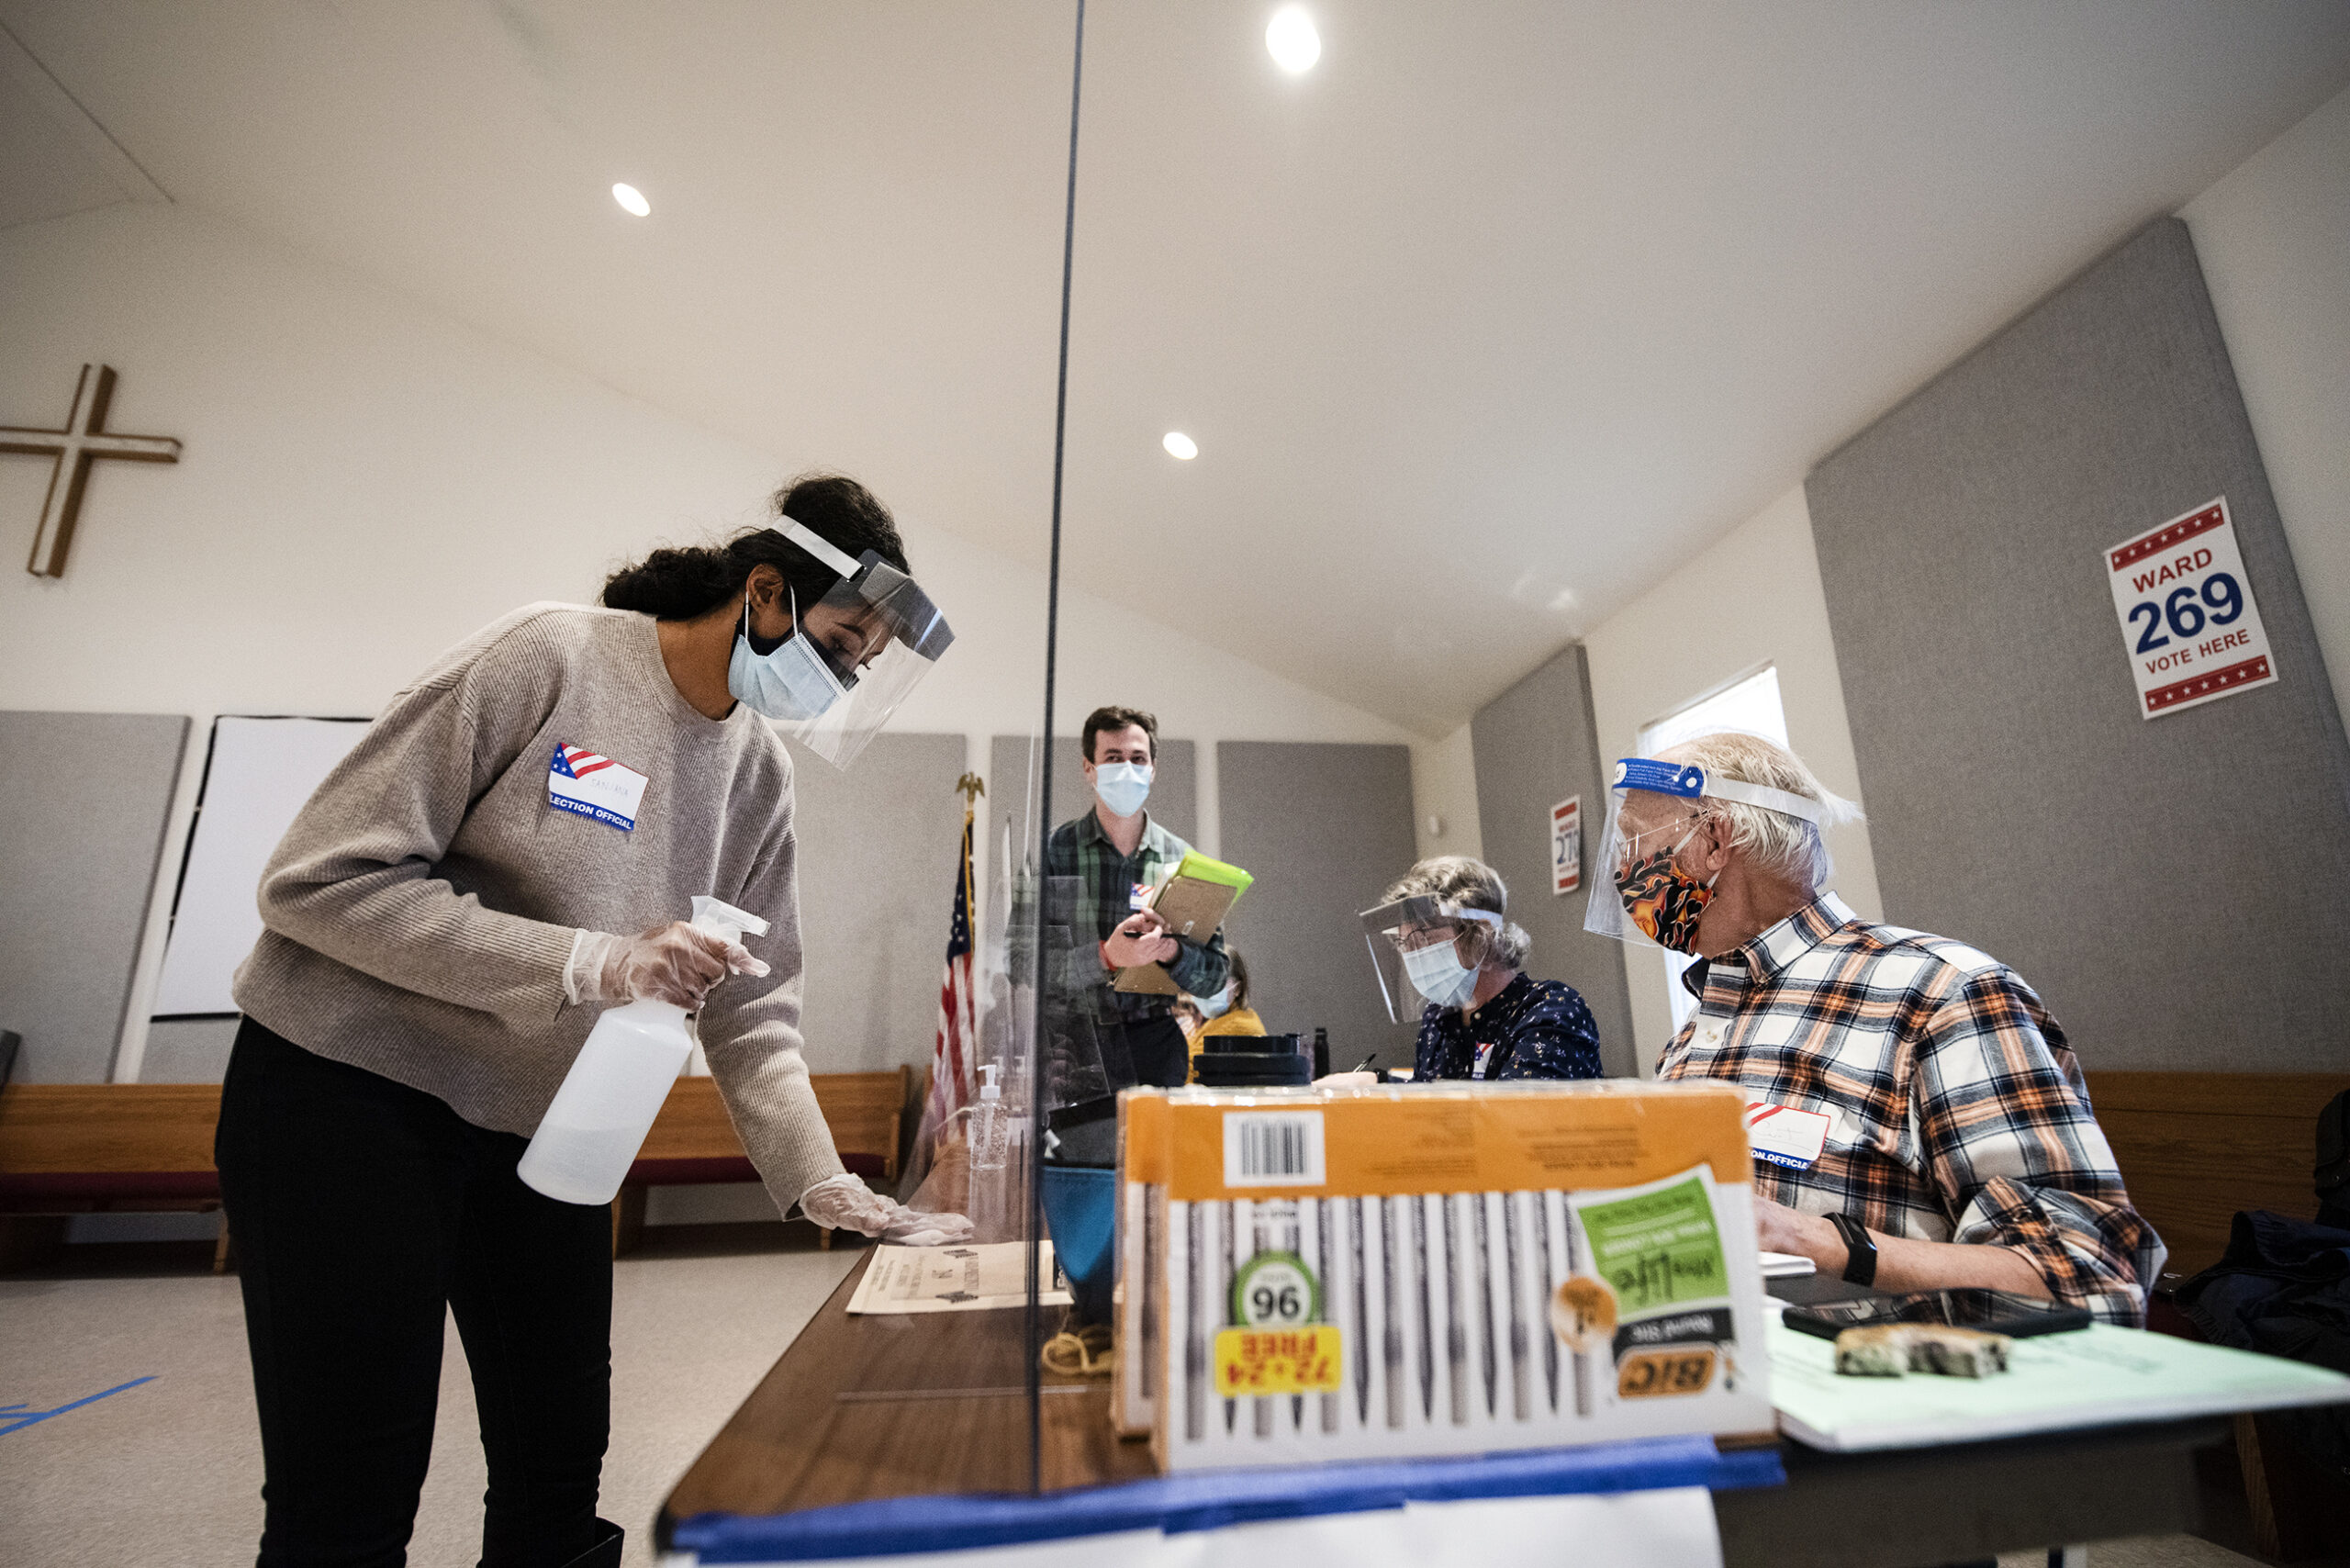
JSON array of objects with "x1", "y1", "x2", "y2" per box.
[
  {"x1": 787, "y1": 732, "x2": 971, "y2": 1074},
  {"x1": 1470, "y1": 645, "x2": 1639, "y2": 1077},
  {"x1": 140, "y1": 1017, "x2": 241, "y2": 1083},
  {"x1": 1807, "y1": 218, "x2": 2350, "y2": 1072},
  {"x1": 0, "y1": 711, "x2": 189, "y2": 1082},
  {"x1": 1218, "y1": 742, "x2": 1420, "y2": 1065},
  {"x1": 986, "y1": 735, "x2": 1197, "y2": 909}
]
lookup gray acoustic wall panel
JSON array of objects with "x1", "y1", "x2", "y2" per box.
[
  {"x1": 986, "y1": 735, "x2": 1197, "y2": 910},
  {"x1": 1218, "y1": 742, "x2": 1420, "y2": 1067},
  {"x1": 1806, "y1": 218, "x2": 2350, "y2": 1073},
  {"x1": 787, "y1": 732, "x2": 971, "y2": 1074},
  {"x1": 0, "y1": 711, "x2": 188, "y2": 1082},
  {"x1": 140, "y1": 1017, "x2": 241, "y2": 1083},
  {"x1": 1470, "y1": 646, "x2": 1639, "y2": 1077}
]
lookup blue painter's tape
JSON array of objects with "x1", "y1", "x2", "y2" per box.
[
  {"x1": 0, "y1": 1376, "x2": 157, "y2": 1436},
  {"x1": 672, "y1": 1435, "x2": 1784, "y2": 1562}
]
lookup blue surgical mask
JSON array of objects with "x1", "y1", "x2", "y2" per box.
[
  {"x1": 728, "y1": 588, "x2": 846, "y2": 722},
  {"x1": 1091, "y1": 760, "x2": 1153, "y2": 818},
  {"x1": 1403, "y1": 941, "x2": 1480, "y2": 1010},
  {"x1": 1194, "y1": 982, "x2": 1234, "y2": 1020}
]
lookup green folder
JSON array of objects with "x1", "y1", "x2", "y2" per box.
[{"x1": 1169, "y1": 850, "x2": 1253, "y2": 906}]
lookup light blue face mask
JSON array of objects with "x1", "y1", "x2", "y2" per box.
[
  {"x1": 1091, "y1": 760, "x2": 1153, "y2": 818},
  {"x1": 1193, "y1": 982, "x2": 1235, "y2": 1020},
  {"x1": 1402, "y1": 940, "x2": 1480, "y2": 1010},
  {"x1": 727, "y1": 588, "x2": 846, "y2": 722}
]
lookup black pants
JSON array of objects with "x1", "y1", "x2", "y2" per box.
[{"x1": 216, "y1": 1017, "x2": 614, "y2": 1568}]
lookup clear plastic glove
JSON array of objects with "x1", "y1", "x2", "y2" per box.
[
  {"x1": 1313, "y1": 1070, "x2": 1380, "y2": 1090},
  {"x1": 566, "y1": 922, "x2": 769, "y2": 1010},
  {"x1": 799, "y1": 1173, "x2": 976, "y2": 1247}
]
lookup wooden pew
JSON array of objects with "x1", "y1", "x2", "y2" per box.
[
  {"x1": 2084, "y1": 1070, "x2": 2343, "y2": 1276},
  {"x1": 0, "y1": 1066, "x2": 917, "y2": 1270}
]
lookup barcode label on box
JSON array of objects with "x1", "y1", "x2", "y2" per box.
[{"x1": 1223, "y1": 1111, "x2": 1326, "y2": 1187}]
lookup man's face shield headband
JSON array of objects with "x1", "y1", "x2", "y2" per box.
[
  {"x1": 1582, "y1": 757, "x2": 1825, "y2": 950},
  {"x1": 1359, "y1": 895, "x2": 1505, "y2": 1024},
  {"x1": 767, "y1": 516, "x2": 957, "y2": 769}
]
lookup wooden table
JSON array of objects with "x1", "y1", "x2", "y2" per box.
[{"x1": 659, "y1": 1255, "x2": 2220, "y2": 1563}]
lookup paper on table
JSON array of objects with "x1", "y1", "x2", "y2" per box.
[
  {"x1": 845, "y1": 1240, "x2": 1073, "y2": 1315},
  {"x1": 1758, "y1": 1251, "x2": 1816, "y2": 1278},
  {"x1": 1769, "y1": 1318, "x2": 2350, "y2": 1451}
]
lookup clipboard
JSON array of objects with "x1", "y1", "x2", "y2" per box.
[{"x1": 1112, "y1": 851, "x2": 1253, "y2": 995}]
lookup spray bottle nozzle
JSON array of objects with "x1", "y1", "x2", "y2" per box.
[{"x1": 689, "y1": 894, "x2": 771, "y2": 946}]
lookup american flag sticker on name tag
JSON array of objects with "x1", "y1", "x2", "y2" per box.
[
  {"x1": 548, "y1": 743, "x2": 649, "y2": 832},
  {"x1": 1743, "y1": 1100, "x2": 1831, "y2": 1171}
]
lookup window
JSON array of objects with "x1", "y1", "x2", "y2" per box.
[{"x1": 1634, "y1": 666, "x2": 1789, "y2": 1035}]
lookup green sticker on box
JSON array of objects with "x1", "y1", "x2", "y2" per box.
[{"x1": 1576, "y1": 1172, "x2": 1727, "y2": 1316}]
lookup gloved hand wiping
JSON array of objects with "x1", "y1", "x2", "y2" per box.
[
  {"x1": 566, "y1": 922, "x2": 769, "y2": 1011},
  {"x1": 800, "y1": 1174, "x2": 976, "y2": 1246}
]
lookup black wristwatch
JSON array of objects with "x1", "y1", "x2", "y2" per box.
[{"x1": 1829, "y1": 1212, "x2": 1877, "y2": 1288}]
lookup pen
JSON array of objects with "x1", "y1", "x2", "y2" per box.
[
  {"x1": 1442, "y1": 1195, "x2": 1468, "y2": 1426},
  {"x1": 1349, "y1": 1053, "x2": 1379, "y2": 1073},
  {"x1": 1503, "y1": 1191, "x2": 1530, "y2": 1421},
  {"x1": 1351, "y1": 1195, "x2": 1372, "y2": 1428},
  {"x1": 1412, "y1": 1196, "x2": 1436, "y2": 1424},
  {"x1": 1474, "y1": 1192, "x2": 1498, "y2": 1417},
  {"x1": 1561, "y1": 1190, "x2": 1590, "y2": 1417},
  {"x1": 1316, "y1": 1197, "x2": 1341, "y2": 1432},
  {"x1": 1381, "y1": 1196, "x2": 1405, "y2": 1429},
  {"x1": 1224, "y1": 1201, "x2": 1239, "y2": 1436},
  {"x1": 1537, "y1": 1188, "x2": 1559, "y2": 1414},
  {"x1": 1185, "y1": 1203, "x2": 1206, "y2": 1441}
]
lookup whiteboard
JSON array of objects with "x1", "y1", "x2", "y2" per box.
[{"x1": 151, "y1": 716, "x2": 370, "y2": 1016}]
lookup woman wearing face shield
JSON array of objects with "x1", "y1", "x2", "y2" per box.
[
  {"x1": 1357, "y1": 857, "x2": 1604, "y2": 1082},
  {"x1": 214, "y1": 473, "x2": 968, "y2": 1568}
]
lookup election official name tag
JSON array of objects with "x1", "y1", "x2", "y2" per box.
[
  {"x1": 548, "y1": 743, "x2": 648, "y2": 832},
  {"x1": 1744, "y1": 1100, "x2": 1831, "y2": 1171}
]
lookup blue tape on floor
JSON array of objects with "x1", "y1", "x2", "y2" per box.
[
  {"x1": 674, "y1": 1435, "x2": 1785, "y2": 1562},
  {"x1": 0, "y1": 1376, "x2": 158, "y2": 1436}
]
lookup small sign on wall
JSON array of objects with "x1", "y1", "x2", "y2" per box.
[
  {"x1": 1550, "y1": 796, "x2": 1581, "y2": 895},
  {"x1": 2104, "y1": 497, "x2": 2277, "y2": 720}
]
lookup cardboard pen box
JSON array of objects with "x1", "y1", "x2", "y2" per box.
[{"x1": 1120, "y1": 1081, "x2": 1774, "y2": 1470}]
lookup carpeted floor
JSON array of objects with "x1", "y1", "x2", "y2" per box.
[{"x1": 0, "y1": 1226, "x2": 856, "y2": 1566}]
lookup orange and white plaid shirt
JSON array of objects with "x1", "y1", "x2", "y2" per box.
[{"x1": 1658, "y1": 892, "x2": 2164, "y2": 1324}]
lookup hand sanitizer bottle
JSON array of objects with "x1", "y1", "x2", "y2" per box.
[
  {"x1": 970, "y1": 1062, "x2": 1009, "y2": 1172},
  {"x1": 518, "y1": 895, "x2": 770, "y2": 1206}
]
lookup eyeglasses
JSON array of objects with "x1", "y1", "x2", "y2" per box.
[{"x1": 1612, "y1": 812, "x2": 1708, "y2": 871}]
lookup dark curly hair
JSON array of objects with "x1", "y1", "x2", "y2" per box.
[{"x1": 600, "y1": 473, "x2": 911, "y2": 620}]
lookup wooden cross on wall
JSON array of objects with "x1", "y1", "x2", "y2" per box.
[{"x1": 3, "y1": 364, "x2": 182, "y2": 578}]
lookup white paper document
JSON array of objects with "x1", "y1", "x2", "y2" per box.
[{"x1": 845, "y1": 1240, "x2": 1071, "y2": 1315}]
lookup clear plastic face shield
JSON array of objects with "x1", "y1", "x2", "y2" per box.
[
  {"x1": 1583, "y1": 757, "x2": 1825, "y2": 949},
  {"x1": 1359, "y1": 895, "x2": 1505, "y2": 1023},
  {"x1": 767, "y1": 518, "x2": 955, "y2": 769}
]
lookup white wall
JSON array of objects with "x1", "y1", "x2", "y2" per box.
[
  {"x1": 2181, "y1": 83, "x2": 2350, "y2": 738},
  {"x1": 1408, "y1": 722, "x2": 1484, "y2": 864},
  {"x1": 1581, "y1": 484, "x2": 1886, "y2": 1071},
  {"x1": 0, "y1": 202, "x2": 1413, "y2": 1079}
]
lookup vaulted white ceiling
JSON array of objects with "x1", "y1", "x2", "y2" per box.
[{"x1": 6, "y1": 1, "x2": 2347, "y2": 734}]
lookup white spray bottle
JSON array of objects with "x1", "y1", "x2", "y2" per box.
[{"x1": 519, "y1": 895, "x2": 770, "y2": 1206}]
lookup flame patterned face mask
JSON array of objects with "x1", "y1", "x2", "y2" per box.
[{"x1": 1614, "y1": 827, "x2": 1718, "y2": 954}]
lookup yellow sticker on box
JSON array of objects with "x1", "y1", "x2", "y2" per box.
[{"x1": 1213, "y1": 1326, "x2": 1344, "y2": 1395}]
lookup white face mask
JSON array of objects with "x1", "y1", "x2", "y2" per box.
[
  {"x1": 1193, "y1": 982, "x2": 1235, "y2": 1020},
  {"x1": 1091, "y1": 760, "x2": 1153, "y2": 818},
  {"x1": 1403, "y1": 939, "x2": 1480, "y2": 1010},
  {"x1": 727, "y1": 588, "x2": 846, "y2": 722}
]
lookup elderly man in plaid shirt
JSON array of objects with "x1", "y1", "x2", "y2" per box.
[{"x1": 1587, "y1": 731, "x2": 2162, "y2": 1324}]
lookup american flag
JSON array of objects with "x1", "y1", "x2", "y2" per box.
[
  {"x1": 552, "y1": 743, "x2": 616, "y2": 778},
  {"x1": 923, "y1": 809, "x2": 979, "y2": 1137}
]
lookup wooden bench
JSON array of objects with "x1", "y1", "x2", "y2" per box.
[{"x1": 0, "y1": 1066, "x2": 917, "y2": 1271}]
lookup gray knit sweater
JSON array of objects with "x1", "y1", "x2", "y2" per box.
[{"x1": 233, "y1": 603, "x2": 845, "y2": 1214}]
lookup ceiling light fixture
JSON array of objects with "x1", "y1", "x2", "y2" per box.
[
  {"x1": 611, "y1": 183, "x2": 651, "y2": 217},
  {"x1": 1266, "y1": 6, "x2": 1320, "y2": 73},
  {"x1": 1163, "y1": 431, "x2": 1199, "y2": 460}
]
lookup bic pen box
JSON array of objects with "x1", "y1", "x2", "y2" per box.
[{"x1": 1119, "y1": 1081, "x2": 1774, "y2": 1470}]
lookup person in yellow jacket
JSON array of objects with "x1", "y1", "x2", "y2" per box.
[{"x1": 1179, "y1": 947, "x2": 1267, "y2": 1080}]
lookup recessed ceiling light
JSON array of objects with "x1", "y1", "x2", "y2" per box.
[
  {"x1": 611, "y1": 183, "x2": 651, "y2": 217},
  {"x1": 1163, "y1": 431, "x2": 1199, "y2": 460},
  {"x1": 1266, "y1": 6, "x2": 1320, "y2": 73}
]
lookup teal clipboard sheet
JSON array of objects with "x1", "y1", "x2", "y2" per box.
[{"x1": 1768, "y1": 1318, "x2": 2350, "y2": 1452}]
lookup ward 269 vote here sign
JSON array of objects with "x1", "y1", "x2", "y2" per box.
[{"x1": 2104, "y1": 497, "x2": 2277, "y2": 720}]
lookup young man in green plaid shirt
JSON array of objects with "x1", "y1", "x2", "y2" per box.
[{"x1": 1043, "y1": 706, "x2": 1229, "y2": 1089}]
